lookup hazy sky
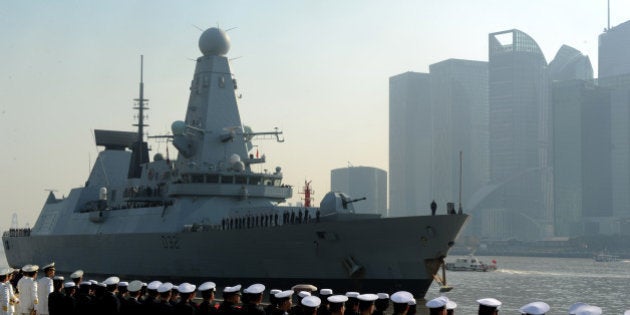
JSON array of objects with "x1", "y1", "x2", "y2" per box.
[{"x1": 2, "y1": 0, "x2": 630, "y2": 231}]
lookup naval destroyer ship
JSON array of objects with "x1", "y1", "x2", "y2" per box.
[{"x1": 2, "y1": 27, "x2": 468, "y2": 297}]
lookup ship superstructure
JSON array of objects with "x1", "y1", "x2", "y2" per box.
[{"x1": 3, "y1": 27, "x2": 468, "y2": 297}]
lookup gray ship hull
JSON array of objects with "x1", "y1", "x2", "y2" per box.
[{"x1": 3, "y1": 214, "x2": 467, "y2": 296}]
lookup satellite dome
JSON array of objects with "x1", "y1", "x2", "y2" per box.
[
  {"x1": 199, "y1": 27, "x2": 231, "y2": 56},
  {"x1": 229, "y1": 154, "x2": 241, "y2": 164},
  {"x1": 154, "y1": 153, "x2": 164, "y2": 161},
  {"x1": 171, "y1": 120, "x2": 187, "y2": 136}
]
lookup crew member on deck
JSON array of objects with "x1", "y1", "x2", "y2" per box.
[
  {"x1": 156, "y1": 282, "x2": 175, "y2": 315},
  {"x1": 446, "y1": 299, "x2": 457, "y2": 315},
  {"x1": 477, "y1": 298, "x2": 501, "y2": 315},
  {"x1": 62, "y1": 282, "x2": 77, "y2": 315},
  {"x1": 102, "y1": 276, "x2": 121, "y2": 315},
  {"x1": 265, "y1": 289, "x2": 281, "y2": 315},
  {"x1": 70, "y1": 270, "x2": 84, "y2": 288}
]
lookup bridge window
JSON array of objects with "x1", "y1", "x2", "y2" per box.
[
  {"x1": 235, "y1": 176, "x2": 247, "y2": 184},
  {"x1": 207, "y1": 174, "x2": 219, "y2": 183}
]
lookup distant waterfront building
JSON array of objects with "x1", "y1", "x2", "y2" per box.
[
  {"x1": 599, "y1": 20, "x2": 630, "y2": 79},
  {"x1": 330, "y1": 166, "x2": 387, "y2": 217},
  {"x1": 552, "y1": 79, "x2": 611, "y2": 237},
  {"x1": 428, "y1": 59, "x2": 489, "y2": 212},
  {"x1": 549, "y1": 45, "x2": 594, "y2": 82},
  {"x1": 389, "y1": 72, "x2": 432, "y2": 217},
  {"x1": 473, "y1": 29, "x2": 553, "y2": 240},
  {"x1": 597, "y1": 20, "x2": 630, "y2": 234}
]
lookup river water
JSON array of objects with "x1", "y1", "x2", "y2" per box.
[
  {"x1": 2, "y1": 253, "x2": 628, "y2": 314},
  {"x1": 426, "y1": 256, "x2": 630, "y2": 315}
]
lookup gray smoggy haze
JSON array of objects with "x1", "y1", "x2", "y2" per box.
[{"x1": 2, "y1": 1, "x2": 630, "y2": 242}]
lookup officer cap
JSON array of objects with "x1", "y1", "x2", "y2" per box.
[
  {"x1": 64, "y1": 282, "x2": 76, "y2": 288},
  {"x1": 53, "y1": 276, "x2": 64, "y2": 281},
  {"x1": 199, "y1": 282, "x2": 217, "y2": 292},
  {"x1": 446, "y1": 300, "x2": 457, "y2": 310},
  {"x1": 70, "y1": 270, "x2": 84, "y2": 279},
  {"x1": 320, "y1": 289, "x2": 333, "y2": 296},
  {"x1": 477, "y1": 298, "x2": 502, "y2": 309},
  {"x1": 158, "y1": 282, "x2": 174, "y2": 293},
  {"x1": 148, "y1": 281, "x2": 163, "y2": 290},
  {"x1": 103, "y1": 276, "x2": 120, "y2": 286},
  {"x1": 302, "y1": 296, "x2": 322, "y2": 308},
  {"x1": 408, "y1": 299, "x2": 416, "y2": 306},
  {"x1": 390, "y1": 291, "x2": 413, "y2": 304},
  {"x1": 569, "y1": 303, "x2": 589, "y2": 315},
  {"x1": 128, "y1": 280, "x2": 143, "y2": 293},
  {"x1": 292, "y1": 284, "x2": 317, "y2": 292},
  {"x1": 0, "y1": 268, "x2": 10, "y2": 276},
  {"x1": 223, "y1": 284, "x2": 242, "y2": 294},
  {"x1": 89, "y1": 280, "x2": 98, "y2": 285},
  {"x1": 42, "y1": 262, "x2": 55, "y2": 270},
  {"x1": 246, "y1": 283, "x2": 265, "y2": 294},
  {"x1": 345, "y1": 292, "x2": 360, "y2": 298},
  {"x1": 328, "y1": 295, "x2": 348, "y2": 303},
  {"x1": 575, "y1": 305, "x2": 602, "y2": 315},
  {"x1": 97, "y1": 283, "x2": 107, "y2": 288},
  {"x1": 22, "y1": 264, "x2": 39, "y2": 272},
  {"x1": 275, "y1": 290, "x2": 293, "y2": 300},
  {"x1": 270, "y1": 289, "x2": 282, "y2": 295},
  {"x1": 519, "y1": 302, "x2": 550, "y2": 315},
  {"x1": 80, "y1": 281, "x2": 92, "y2": 286},
  {"x1": 426, "y1": 297, "x2": 448, "y2": 309},
  {"x1": 298, "y1": 291, "x2": 312, "y2": 298},
  {"x1": 178, "y1": 283, "x2": 196, "y2": 294},
  {"x1": 358, "y1": 294, "x2": 379, "y2": 302},
  {"x1": 118, "y1": 281, "x2": 129, "y2": 287},
  {"x1": 377, "y1": 293, "x2": 389, "y2": 300}
]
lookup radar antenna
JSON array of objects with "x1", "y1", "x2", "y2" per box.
[{"x1": 128, "y1": 55, "x2": 150, "y2": 178}]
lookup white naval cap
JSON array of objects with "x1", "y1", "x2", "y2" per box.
[
  {"x1": 158, "y1": 282, "x2": 174, "y2": 293},
  {"x1": 148, "y1": 281, "x2": 163, "y2": 290},
  {"x1": 64, "y1": 282, "x2": 76, "y2": 288},
  {"x1": 302, "y1": 296, "x2": 322, "y2": 308},
  {"x1": 275, "y1": 290, "x2": 293, "y2": 299},
  {"x1": 97, "y1": 283, "x2": 107, "y2": 288},
  {"x1": 178, "y1": 283, "x2": 197, "y2": 294},
  {"x1": 270, "y1": 289, "x2": 282, "y2": 296},
  {"x1": 70, "y1": 270, "x2": 84, "y2": 279},
  {"x1": 199, "y1": 282, "x2": 217, "y2": 292},
  {"x1": 390, "y1": 291, "x2": 414, "y2": 304},
  {"x1": 246, "y1": 283, "x2": 265, "y2": 294},
  {"x1": 53, "y1": 276, "x2": 64, "y2": 281},
  {"x1": 292, "y1": 284, "x2": 317, "y2": 292},
  {"x1": 328, "y1": 295, "x2": 348, "y2": 303},
  {"x1": 128, "y1": 280, "x2": 143, "y2": 293},
  {"x1": 520, "y1": 302, "x2": 550, "y2": 315},
  {"x1": 173, "y1": 285, "x2": 179, "y2": 291},
  {"x1": 624, "y1": 310, "x2": 630, "y2": 315},
  {"x1": 569, "y1": 303, "x2": 589, "y2": 315},
  {"x1": 574, "y1": 305, "x2": 602, "y2": 315},
  {"x1": 89, "y1": 280, "x2": 98, "y2": 285},
  {"x1": 358, "y1": 294, "x2": 379, "y2": 302},
  {"x1": 0, "y1": 268, "x2": 11, "y2": 276},
  {"x1": 426, "y1": 296, "x2": 448, "y2": 309},
  {"x1": 42, "y1": 262, "x2": 55, "y2": 270},
  {"x1": 477, "y1": 298, "x2": 502, "y2": 309},
  {"x1": 80, "y1": 281, "x2": 92, "y2": 286},
  {"x1": 119, "y1": 281, "x2": 129, "y2": 287},
  {"x1": 408, "y1": 299, "x2": 416, "y2": 306},
  {"x1": 223, "y1": 284, "x2": 242, "y2": 293},
  {"x1": 447, "y1": 300, "x2": 457, "y2": 310},
  {"x1": 22, "y1": 264, "x2": 39, "y2": 272},
  {"x1": 377, "y1": 293, "x2": 389, "y2": 300},
  {"x1": 298, "y1": 291, "x2": 312, "y2": 298},
  {"x1": 320, "y1": 288, "x2": 333, "y2": 296},
  {"x1": 103, "y1": 276, "x2": 120, "y2": 286},
  {"x1": 345, "y1": 291, "x2": 360, "y2": 298}
]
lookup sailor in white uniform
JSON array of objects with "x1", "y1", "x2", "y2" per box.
[
  {"x1": 6, "y1": 270, "x2": 18, "y2": 315},
  {"x1": 1, "y1": 268, "x2": 10, "y2": 315},
  {"x1": 36, "y1": 263, "x2": 55, "y2": 315},
  {"x1": 17, "y1": 265, "x2": 39, "y2": 315}
]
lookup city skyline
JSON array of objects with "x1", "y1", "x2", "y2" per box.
[{"x1": 3, "y1": 1, "x2": 630, "y2": 232}]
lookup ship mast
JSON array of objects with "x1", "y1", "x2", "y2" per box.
[
  {"x1": 300, "y1": 180, "x2": 314, "y2": 207},
  {"x1": 128, "y1": 55, "x2": 150, "y2": 178}
]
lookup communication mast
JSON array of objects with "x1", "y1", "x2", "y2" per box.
[{"x1": 299, "y1": 180, "x2": 315, "y2": 207}]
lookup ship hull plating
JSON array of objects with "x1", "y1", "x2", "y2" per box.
[{"x1": 3, "y1": 214, "x2": 467, "y2": 296}]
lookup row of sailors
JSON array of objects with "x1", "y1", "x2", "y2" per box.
[{"x1": 2, "y1": 264, "x2": 628, "y2": 315}]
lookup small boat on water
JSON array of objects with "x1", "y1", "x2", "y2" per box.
[
  {"x1": 445, "y1": 255, "x2": 497, "y2": 272},
  {"x1": 593, "y1": 250, "x2": 619, "y2": 262}
]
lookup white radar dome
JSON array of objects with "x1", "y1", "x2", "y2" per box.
[
  {"x1": 199, "y1": 27, "x2": 231, "y2": 56},
  {"x1": 171, "y1": 120, "x2": 187, "y2": 136},
  {"x1": 229, "y1": 154, "x2": 241, "y2": 164}
]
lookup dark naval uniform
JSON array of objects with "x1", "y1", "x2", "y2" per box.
[
  {"x1": 218, "y1": 301, "x2": 243, "y2": 315},
  {"x1": 157, "y1": 300, "x2": 175, "y2": 315},
  {"x1": 102, "y1": 291, "x2": 121, "y2": 315},
  {"x1": 198, "y1": 300, "x2": 219, "y2": 315},
  {"x1": 121, "y1": 297, "x2": 143, "y2": 315},
  {"x1": 174, "y1": 300, "x2": 198, "y2": 315},
  {"x1": 243, "y1": 303, "x2": 266, "y2": 315},
  {"x1": 48, "y1": 291, "x2": 65, "y2": 315},
  {"x1": 75, "y1": 291, "x2": 95, "y2": 315}
]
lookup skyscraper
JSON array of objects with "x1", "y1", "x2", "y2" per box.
[
  {"x1": 330, "y1": 166, "x2": 387, "y2": 217},
  {"x1": 599, "y1": 20, "x2": 630, "y2": 79},
  {"x1": 389, "y1": 72, "x2": 431, "y2": 217},
  {"x1": 485, "y1": 29, "x2": 553, "y2": 240}
]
